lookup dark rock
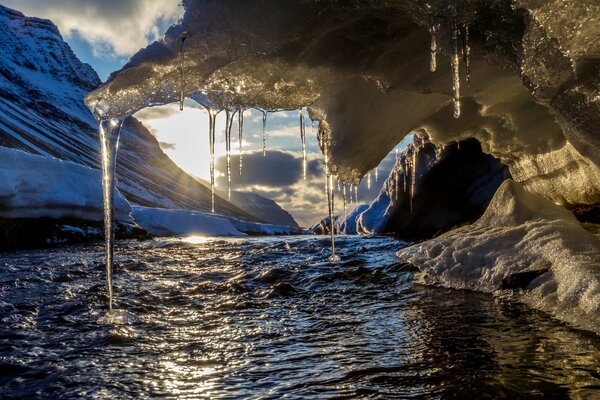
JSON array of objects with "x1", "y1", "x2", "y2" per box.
[
  {"x1": 0, "y1": 217, "x2": 151, "y2": 251},
  {"x1": 357, "y1": 138, "x2": 511, "y2": 240},
  {"x1": 499, "y1": 269, "x2": 549, "y2": 290}
]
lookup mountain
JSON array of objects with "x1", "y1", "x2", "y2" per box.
[
  {"x1": 0, "y1": 4, "x2": 257, "y2": 222},
  {"x1": 229, "y1": 191, "x2": 298, "y2": 228}
]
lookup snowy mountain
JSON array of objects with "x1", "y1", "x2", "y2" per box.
[
  {"x1": 228, "y1": 191, "x2": 298, "y2": 228},
  {"x1": 0, "y1": 4, "x2": 260, "y2": 222}
]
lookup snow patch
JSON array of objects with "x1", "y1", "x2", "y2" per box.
[
  {"x1": 398, "y1": 180, "x2": 600, "y2": 333},
  {"x1": 132, "y1": 206, "x2": 305, "y2": 237},
  {"x1": 132, "y1": 206, "x2": 245, "y2": 237},
  {"x1": 0, "y1": 147, "x2": 131, "y2": 221}
]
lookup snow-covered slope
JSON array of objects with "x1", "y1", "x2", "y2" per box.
[
  {"x1": 0, "y1": 4, "x2": 255, "y2": 222},
  {"x1": 398, "y1": 180, "x2": 600, "y2": 334},
  {"x1": 0, "y1": 147, "x2": 131, "y2": 221},
  {"x1": 132, "y1": 206, "x2": 304, "y2": 237},
  {"x1": 228, "y1": 191, "x2": 299, "y2": 228}
]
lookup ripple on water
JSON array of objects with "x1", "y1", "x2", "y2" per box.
[{"x1": 0, "y1": 236, "x2": 599, "y2": 399}]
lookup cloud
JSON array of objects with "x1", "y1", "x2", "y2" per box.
[
  {"x1": 2, "y1": 0, "x2": 182, "y2": 58},
  {"x1": 134, "y1": 104, "x2": 180, "y2": 121},
  {"x1": 216, "y1": 150, "x2": 321, "y2": 188}
]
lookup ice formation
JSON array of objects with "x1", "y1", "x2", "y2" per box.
[
  {"x1": 83, "y1": 0, "x2": 600, "y2": 320},
  {"x1": 398, "y1": 180, "x2": 600, "y2": 334}
]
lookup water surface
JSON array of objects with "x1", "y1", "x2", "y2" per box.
[{"x1": 1, "y1": 236, "x2": 599, "y2": 399}]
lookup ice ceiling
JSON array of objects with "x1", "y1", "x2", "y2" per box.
[{"x1": 85, "y1": 0, "x2": 600, "y2": 206}]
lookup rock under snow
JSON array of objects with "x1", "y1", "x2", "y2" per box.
[{"x1": 398, "y1": 180, "x2": 600, "y2": 333}]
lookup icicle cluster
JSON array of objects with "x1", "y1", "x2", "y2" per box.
[{"x1": 427, "y1": 6, "x2": 472, "y2": 119}]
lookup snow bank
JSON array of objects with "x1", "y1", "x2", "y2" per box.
[
  {"x1": 398, "y1": 180, "x2": 600, "y2": 333},
  {"x1": 132, "y1": 206, "x2": 246, "y2": 237},
  {"x1": 132, "y1": 206, "x2": 305, "y2": 237},
  {"x1": 0, "y1": 147, "x2": 131, "y2": 221}
]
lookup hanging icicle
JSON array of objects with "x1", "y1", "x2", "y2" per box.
[
  {"x1": 179, "y1": 32, "x2": 189, "y2": 111},
  {"x1": 300, "y1": 108, "x2": 307, "y2": 180},
  {"x1": 450, "y1": 8, "x2": 461, "y2": 118},
  {"x1": 208, "y1": 110, "x2": 217, "y2": 212},
  {"x1": 429, "y1": 16, "x2": 438, "y2": 72},
  {"x1": 461, "y1": 24, "x2": 471, "y2": 86},
  {"x1": 375, "y1": 166, "x2": 378, "y2": 182},
  {"x1": 225, "y1": 109, "x2": 236, "y2": 200},
  {"x1": 261, "y1": 110, "x2": 267, "y2": 156},
  {"x1": 238, "y1": 109, "x2": 244, "y2": 175},
  {"x1": 342, "y1": 183, "x2": 347, "y2": 235},
  {"x1": 319, "y1": 128, "x2": 338, "y2": 261},
  {"x1": 411, "y1": 147, "x2": 418, "y2": 213},
  {"x1": 367, "y1": 171, "x2": 371, "y2": 190},
  {"x1": 98, "y1": 117, "x2": 126, "y2": 310}
]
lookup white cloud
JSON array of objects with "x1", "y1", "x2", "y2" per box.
[{"x1": 2, "y1": 0, "x2": 182, "y2": 58}]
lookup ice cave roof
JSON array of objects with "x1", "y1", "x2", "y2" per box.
[{"x1": 85, "y1": 0, "x2": 600, "y2": 204}]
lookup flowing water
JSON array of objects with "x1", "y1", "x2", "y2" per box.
[{"x1": 1, "y1": 236, "x2": 599, "y2": 399}]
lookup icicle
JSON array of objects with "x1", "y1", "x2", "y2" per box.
[
  {"x1": 98, "y1": 117, "x2": 126, "y2": 310},
  {"x1": 179, "y1": 32, "x2": 188, "y2": 111},
  {"x1": 367, "y1": 171, "x2": 371, "y2": 190},
  {"x1": 261, "y1": 110, "x2": 267, "y2": 156},
  {"x1": 320, "y1": 129, "x2": 338, "y2": 261},
  {"x1": 450, "y1": 9, "x2": 461, "y2": 118},
  {"x1": 300, "y1": 109, "x2": 307, "y2": 180},
  {"x1": 327, "y1": 173, "x2": 338, "y2": 260},
  {"x1": 375, "y1": 166, "x2": 378, "y2": 182},
  {"x1": 461, "y1": 24, "x2": 471, "y2": 86},
  {"x1": 429, "y1": 16, "x2": 438, "y2": 72},
  {"x1": 411, "y1": 148, "x2": 418, "y2": 213},
  {"x1": 238, "y1": 109, "x2": 244, "y2": 175},
  {"x1": 225, "y1": 109, "x2": 236, "y2": 200},
  {"x1": 208, "y1": 109, "x2": 217, "y2": 212},
  {"x1": 342, "y1": 183, "x2": 347, "y2": 235},
  {"x1": 403, "y1": 157, "x2": 408, "y2": 193},
  {"x1": 354, "y1": 184, "x2": 359, "y2": 203},
  {"x1": 395, "y1": 166, "x2": 399, "y2": 202}
]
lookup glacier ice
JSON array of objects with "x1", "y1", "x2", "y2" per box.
[{"x1": 398, "y1": 180, "x2": 600, "y2": 334}]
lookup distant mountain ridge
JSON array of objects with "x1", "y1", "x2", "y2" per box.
[{"x1": 0, "y1": 4, "x2": 298, "y2": 225}]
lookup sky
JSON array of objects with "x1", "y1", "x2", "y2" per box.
[{"x1": 0, "y1": 0, "x2": 400, "y2": 227}]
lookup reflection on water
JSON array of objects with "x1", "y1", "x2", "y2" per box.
[{"x1": 0, "y1": 236, "x2": 599, "y2": 399}]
